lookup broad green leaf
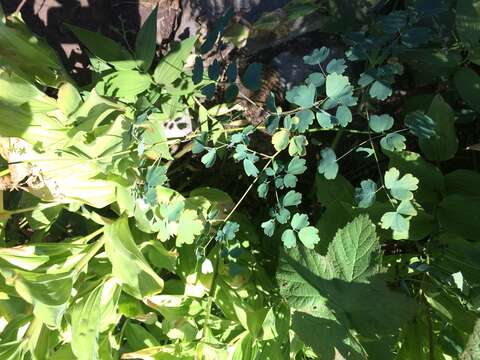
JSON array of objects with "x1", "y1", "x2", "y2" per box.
[
  {"x1": 153, "y1": 36, "x2": 197, "y2": 85},
  {"x1": 1, "y1": 269, "x2": 72, "y2": 327},
  {"x1": 71, "y1": 282, "x2": 103, "y2": 360},
  {"x1": 66, "y1": 24, "x2": 136, "y2": 70},
  {"x1": 0, "y1": 67, "x2": 57, "y2": 112},
  {"x1": 0, "y1": 14, "x2": 69, "y2": 87},
  {"x1": 96, "y1": 70, "x2": 152, "y2": 98},
  {"x1": 124, "y1": 323, "x2": 160, "y2": 351},
  {"x1": 286, "y1": 84, "x2": 316, "y2": 108},
  {"x1": 456, "y1": 0, "x2": 480, "y2": 47},
  {"x1": 176, "y1": 209, "x2": 204, "y2": 246},
  {"x1": 242, "y1": 63, "x2": 262, "y2": 91},
  {"x1": 369, "y1": 114, "x2": 394, "y2": 133},
  {"x1": 445, "y1": 169, "x2": 480, "y2": 197},
  {"x1": 142, "y1": 115, "x2": 173, "y2": 160},
  {"x1": 419, "y1": 95, "x2": 458, "y2": 161},
  {"x1": 57, "y1": 82, "x2": 82, "y2": 116},
  {"x1": 104, "y1": 217, "x2": 164, "y2": 299},
  {"x1": 384, "y1": 167, "x2": 419, "y2": 201},
  {"x1": 272, "y1": 129, "x2": 290, "y2": 152},
  {"x1": 438, "y1": 195, "x2": 480, "y2": 241},
  {"x1": 318, "y1": 148, "x2": 338, "y2": 180},
  {"x1": 454, "y1": 67, "x2": 480, "y2": 113},
  {"x1": 327, "y1": 215, "x2": 379, "y2": 281},
  {"x1": 355, "y1": 179, "x2": 377, "y2": 208},
  {"x1": 298, "y1": 226, "x2": 320, "y2": 249},
  {"x1": 135, "y1": 5, "x2": 158, "y2": 71}
]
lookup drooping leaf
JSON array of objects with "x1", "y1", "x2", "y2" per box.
[
  {"x1": 355, "y1": 179, "x2": 377, "y2": 208},
  {"x1": 104, "y1": 217, "x2": 164, "y2": 299}
]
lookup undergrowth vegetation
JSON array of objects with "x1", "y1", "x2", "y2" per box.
[{"x1": 0, "y1": 0, "x2": 479, "y2": 359}]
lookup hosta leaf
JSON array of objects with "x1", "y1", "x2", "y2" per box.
[
  {"x1": 419, "y1": 95, "x2": 458, "y2": 161},
  {"x1": 286, "y1": 84, "x2": 316, "y2": 108},
  {"x1": 105, "y1": 217, "x2": 164, "y2": 299},
  {"x1": 401, "y1": 27, "x2": 431, "y2": 48},
  {"x1": 355, "y1": 179, "x2": 377, "y2": 208},
  {"x1": 135, "y1": 5, "x2": 158, "y2": 71},
  {"x1": 303, "y1": 47, "x2": 330, "y2": 65},
  {"x1": 318, "y1": 148, "x2": 338, "y2": 180},
  {"x1": 71, "y1": 283, "x2": 104, "y2": 360},
  {"x1": 456, "y1": 0, "x2": 480, "y2": 47},
  {"x1": 380, "y1": 133, "x2": 406, "y2": 152},
  {"x1": 369, "y1": 114, "x2": 394, "y2": 133},
  {"x1": 454, "y1": 67, "x2": 480, "y2": 113},
  {"x1": 298, "y1": 226, "x2": 320, "y2": 249},
  {"x1": 438, "y1": 195, "x2": 480, "y2": 241},
  {"x1": 384, "y1": 167, "x2": 419, "y2": 201},
  {"x1": 96, "y1": 70, "x2": 152, "y2": 98},
  {"x1": 57, "y1": 82, "x2": 82, "y2": 116}
]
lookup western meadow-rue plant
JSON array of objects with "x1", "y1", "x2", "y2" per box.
[{"x1": 0, "y1": 0, "x2": 479, "y2": 359}]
